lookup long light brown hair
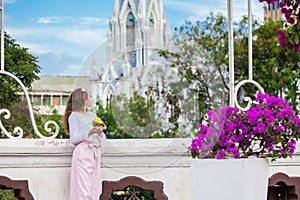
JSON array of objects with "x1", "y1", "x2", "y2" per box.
[{"x1": 63, "y1": 88, "x2": 88, "y2": 134}]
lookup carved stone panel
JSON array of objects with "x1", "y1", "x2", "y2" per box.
[
  {"x1": 0, "y1": 176, "x2": 34, "y2": 200},
  {"x1": 268, "y1": 172, "x2": 300, "y2": 200},
  {"x1": 100, "y1": 176, "x2": 168, "y2": 200}
]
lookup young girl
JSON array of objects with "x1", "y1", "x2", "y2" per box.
[{"x1": 64, "y1": 88, "x2": 106, "y2": 200}]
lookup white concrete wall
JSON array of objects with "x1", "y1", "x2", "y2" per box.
[
  {"x1": 0, "y1": 138, "x2": 192, "y2": 200},
  {"x1": 101, "y1": 138, "x2": 192, "y2": 200},
  {"x1": 0, "y1": 139, "x2": 73, "y2": 200},
  {"x1": 0, "y1": 138, "x2": 300, "y2": 200}
]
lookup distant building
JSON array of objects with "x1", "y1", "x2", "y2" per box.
[
  {"x1": 28, "y1": 76, "x2": 91, "y2": 115},
  {"x1": 263, "y1": 0, "x2": 282, "y2": 22},
  {"x1": 92, "y1": 0, "x2": 173, "y2": 108},
  {"x1": 30, "y1": 0, "x2": 175, "y2": 116},
  {"x1": 263, "y1": 0, "x2": 300, "y2": 22}
]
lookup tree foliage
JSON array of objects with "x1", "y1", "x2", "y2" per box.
[
  {"x1": 95, "y1": 99, "x2": 134, "y2": 139},
  {"x1": 0, "y1": 189, "x2": 17, "y2": 200},
  {"x1": 252, "y1": 20, "x2": 300, "y2": 112},
  {"x1": 0, "y1": 32, "x2": 40, "y2": 108},
  {"x1": 96, "y1": 89, "x2": 188, "y2": 138},
  {"x1": 159, "y1": 12, "x2": 254, "y2": 123},
  {"x1": 159, "y1": 12, "x2": 300, "y2": 119},
  {"x1": 98, "y1": 91, "x2": 160, "y2": 139},
  {"x1": 0, "y1": 32, "x2": 43, "y2": 138}
]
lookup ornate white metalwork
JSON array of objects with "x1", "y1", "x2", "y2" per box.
[
  {"x1": 0, "y1": 70, "x2": 60, "y2": 139},
  {"x1": 234, "y1": 80, "x2": 265, "y2": 111},
  {"x1": 227, "y1": 0, "x2": 265, "y2": 111},
  {"x1": 0, "y1": 0, "x2": 59, "y2": 139},
  {"x1": 0, "y1": 109, "x2": 23, "y2": 138}
]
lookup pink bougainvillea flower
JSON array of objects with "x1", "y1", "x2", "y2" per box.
[{"x1": 190, "y1": 92, "x2": 300, "y2": 161}]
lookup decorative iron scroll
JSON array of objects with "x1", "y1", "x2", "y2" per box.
[
  {"x1": 0, "y1": 70, "x2": 59, "y2": 139},
  {"x1": 227, "y1": 0, "x2": 265, "y2": 111},
  {"x1": 234, "y1": 79, "x2": 265, "y2": 111}
]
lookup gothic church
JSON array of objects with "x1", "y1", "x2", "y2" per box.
[{"x1": 92, "y1": 0, "x2": 173, "y2": 107}]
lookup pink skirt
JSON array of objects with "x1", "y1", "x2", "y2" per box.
[{"x1": 70, "y1": 141, "x2": 102, "y2": 200}]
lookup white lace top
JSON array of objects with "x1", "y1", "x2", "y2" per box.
[{"x1": 68, "y1": 111, "x2": 106, "y2": 145}]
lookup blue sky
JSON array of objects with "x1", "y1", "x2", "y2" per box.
[{"x1": 3, "y1": 0, "x2": 264, "y2": 76}]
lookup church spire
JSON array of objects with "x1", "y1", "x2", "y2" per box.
[
  {"x1": 113, "y1": 0, "x2": 120, "y2": 16},
  {"x1": 138, "y1": 0, "x2": 146, "y2": 21}
]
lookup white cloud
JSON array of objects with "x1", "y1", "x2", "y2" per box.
[
  {"x1": 7, "y1": 25, "x2": 107, "y2": 55},
  {"x1": 18, "y1": 41, "x2": 50, "y2": 54},
  {"x1": 36, "y1": 16, "x2": 72, "y2": 24},
  {"x1": 58, "y1": 28, "x2": 107, "y2": 46},
  {"x1": 35, "y1": 16, "x2": 109, "y2": 26},
  {"x1": 81, "y1": 17, "x2": 109, "y2": 25}
]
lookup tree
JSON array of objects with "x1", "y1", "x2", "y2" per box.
[
  {"x1": 95, "y1": 89, "x2": 188, "y2": 138},
  {"x1": 159, "y1": 12, "x2": 253, "y2": 125},
  {"x1": 0, "y1": 189, "x2": 17, "y2": 200},
  {"x1": 251, "y1": 20, "x2": 300, "y2": 112},
  {"x1": 159, "y1": 12, "x2": 300, "y2": 120},
  {"x1": 95, "y1": 99, "x2": 134, "y2": 139},
  {"x1": 0, "y1": 32, "x2": 41, "y2": 138},
  {"x1": 0, "y1": 32, "x2": 41, "y2": 108},
  {"x1": 101, "y1": 92, "x2": 160, "y2": 139}
]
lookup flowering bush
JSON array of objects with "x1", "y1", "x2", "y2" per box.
[
  {"x1": 190, "y1": 92, "x2": 300, "y2": 161},
  {"x1": 259, "y1": 0, "x2": 300, "y2": 50}
]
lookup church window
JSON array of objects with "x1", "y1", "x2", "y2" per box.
[
  {"x1": 149, "y1": 13, "x2": 154, "y2": 27},
  {"x1": 126, "y1": 13, "x2": 135, "y2": 27},
  {"x1": 126, "y1": 12, "x2": 135, "y2": 47},
  {"x1": 106, "y1": 86, "x2": 115, "y2": 108},
  {"x1": 107, "y1": 74, "x2": 112, "y2": 82},
  {"x1": 129, "y1": 53, "x2": 136, "y2": 67}
]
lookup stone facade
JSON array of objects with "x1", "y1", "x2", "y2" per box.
[{"x1": 92, "y1": 0, "x2": 173, "y2": 108}]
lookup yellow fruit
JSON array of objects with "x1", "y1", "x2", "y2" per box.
[{"x1": 92, "y1": 117, "x2": 104, "y2": 127}]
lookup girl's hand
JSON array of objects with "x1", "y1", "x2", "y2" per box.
[
  {"x1": 88, "y1": 124, "x2": 106, "y2": 137},
  {"x1": 96, "y1": 126, "x2": 105, "y2": 136},
  {"x1": 88, "y1": 126, "x2": 101, "y2": 136}
]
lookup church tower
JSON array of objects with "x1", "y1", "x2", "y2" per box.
[
  {"x1": 107, "y1": 0, "x2": 171, "y2": 68},
  {"x1": 96, "y1": 0, "x2": 172, "y2": 108}
]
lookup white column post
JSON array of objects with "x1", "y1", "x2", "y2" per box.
[
  {"x1": 227, "y1": 0, "x2": 235, "y2": 107},
  {"x1": 248, "y1": 0, "x2": 253, "y2": 80}
]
